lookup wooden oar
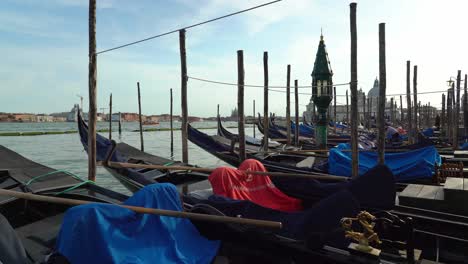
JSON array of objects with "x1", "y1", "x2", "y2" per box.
[
  {"x1": 104, "y1": 161, "x2": 348, "y2": 181},
  {"x1": 0, "y1": 189, "x2": 281, "y2": 229}
]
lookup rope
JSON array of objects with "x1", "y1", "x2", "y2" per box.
[
  {"x1": 54, "y1": 181, "x2": 95, "y2": 196},
  {"x1": 96, "y1": 0, "x2": 282, "y2": 55},
  {"x1": 24, "y1": 170, "x2": 95, "y2": 196},
  {"x1": 188, "y1": 76, "x2": 351, "y2": 89}
]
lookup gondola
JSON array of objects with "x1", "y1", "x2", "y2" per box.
[
  {"x1": 189, "y1": 123, "x2": 331, "y2": 175},
  {"x1": 77, "y1": 112, "x2": 209, "y2": 192},
  {"x1": 0, "y1": 145, "x2": 129, "y2": 263},
  {"x1": 0, "y1": 145, "x2": 423, "y2": 264}
]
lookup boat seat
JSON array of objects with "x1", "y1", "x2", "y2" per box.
[
  {"x1": 295, "y1": 157, "x2": 315, "y2": 168},
  {"x1": 15, "y1": 213, "x2": 64, "y2": 262}
]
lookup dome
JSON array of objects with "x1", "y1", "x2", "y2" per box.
[{"x1": 367, "y1": 78, "x2": 379, "y2": 97}]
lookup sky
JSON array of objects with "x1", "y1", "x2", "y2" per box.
[{"x1": 1, "y1": 0, "x2": 467, "y2": 117}]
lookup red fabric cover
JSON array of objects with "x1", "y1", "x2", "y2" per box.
[{"x1": 208, "y1": 159, "x2": 303, "y2": 212}]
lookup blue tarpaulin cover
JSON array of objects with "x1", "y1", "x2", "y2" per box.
[
  {"x1": 422, "y1": 127, "x2": 434, "y2": 137},
  {"x1": 461, "y1": 142, "x2": 468, "y2": 150},
  {"x1": 56, "y1": 183, "x2": 220, "y2": 264},
  {"x1": 329, "y1": 145, "x2": 441, "y2": 181}
]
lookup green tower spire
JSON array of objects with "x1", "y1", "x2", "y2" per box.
[{"x1": 311, "y1": 33, "x2": 333, "y2": 149}]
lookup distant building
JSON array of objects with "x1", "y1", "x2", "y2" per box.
[
  {"x1": 67, "y1": 104, "x2": 87, "y2": 122},
  {"x1": 53, "y1": 116, "x2": 67, "y2": 122},
  {"x1": 12, "y1": 113, "x2": 35, "y2": 122},
  {"x1": 121, "y1": 113, "x2": 144, "y2": 122},
  {"x1": 188, "y1": 116, "x2": 203, "y2": 122},
  {"x1": 34, "y1": 114, "x2": 54, "y2": 122}
]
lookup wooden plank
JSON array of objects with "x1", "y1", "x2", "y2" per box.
[
  {"x1": 417, "y1": 185, "x2": 442, "y2": 200},
  {"x1": 454, "y1": 150, "x2": 468, "y2": 158},
  {"x1": 444, "y1": 177, "x2": 463, "y2": 190},
  {"x1": 399, "y1": 184, "x2": 424, "y2": 198}
]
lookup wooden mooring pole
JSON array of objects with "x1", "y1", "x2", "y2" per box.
[
  {"x1": 442, "y1": 93, "x2": 445, "y2": 136},
  {"x1": 109, "y1": 93, "x2": 112, "y2": 140},
  {"x1": 362, "y1": 93, "x2": 366, "y2": 127},
  {"x1": 399, "y1": 95, "x2": 403, "y2": 124},
  {"x1": 88, "y1": 0, "x2": 97, "y2": 182},
  {"x1": 137, "y1": 82, "x2": 144, "y2": 152},
  {"x1": 377, "y1": 23, "x2": 386, "y2": 165},
  {"x1": 286, "y1": 65, "x2": 291, "y2": 145},
  {"x1": 346, "y1": 90, "x2": 349, "y2": 124},
  {"x1": 334, "y1": 86, "x2": 337, "y2": 133},
  {"x1": 295, "y1": 80, "x2": 300, "y2": 146},
  {"x1": 118, "y1": 112, "x2": 122, "y2": 135},
  {"x1": 237, "y1": 50, "x2": 246, "y2": 161},
  {"x1": 253, "y1": 100, "x2": 256, "y2": 138},
  {"x1": 413, "y1": 65, "x2": 418, "y2": 142},
  {"x1": 455, "y1": 70, "x2": 461, "y2": 148},
  {"x1": 406, "y1": 61, "x2": 412, "y2": 143},
  {"x1": 170, "y1": 88, "x2": 174, "y2": 157},
  {"x1": 390, "y1": 97, "x2": 393, "y2": 123},
  {"x1": 350, "y1": 2, "x2": 359, "y2": 178},
  {"x1": 263, "y1": 52, "x2": 269, "y2": 152},
  {"x1": 448, "y1": 88, "x2": 453, "y2": 141},
  {"x1": 464, "y1": 74, "x2": 468, "y2": 139},
  {"x1": 179, "y1": 29, "x2": 188, "y2": 163}
]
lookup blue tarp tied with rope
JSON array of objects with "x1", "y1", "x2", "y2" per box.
[
  {"x1": 56, "y1": 183, "x2": 220, "y2": 264},
  {"x1": 328, "y1": 145, "x2": 441, "y2": 182}
]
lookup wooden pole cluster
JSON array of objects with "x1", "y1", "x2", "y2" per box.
[
  {"x1": 137, "y1": 82, "x2": 144, "y2": 152},
  {"x1": 413, "y1": 65, "x2": 418, "y2": 142},
  {"x1": 294, "y1": 80, "x2": 300, "y2": 146},
  {"x1": 170, "y1": 88, "x2": 174, "y2": 157},
  {"x1": 87, "y1": 0, "x2": 97, "y2": 182},
  {"x1": 377, "y1": 23, "x2": 386, "y2": 165},
  {"x1": 237, "y1": 50, "x2": 246, "y2": 162},
  {"x1": 286, "y1": 65, "x2": 292, "y2": 145},
  {"x1": 109, "y1": 93, "x2": 112, "y2": 140},
  {"x1": 406, "y1": 61, "x2": 412, "y2": 144},
  {"x1": 179, "y1": 29, "x2": 189, "y2": 163},
  {"x1": 349, "y1": 2, "x2": 359, "y2": 178},
  {"x1": 369, "y1": 97, "x2": 373, "y2": 124}
]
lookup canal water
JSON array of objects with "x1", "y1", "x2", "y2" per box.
[{"x1": 0, "y1": 121, "x2": 256, "y2": 195}]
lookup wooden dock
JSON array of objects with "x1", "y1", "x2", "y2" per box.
[{"x1": 399, "y1": 177, "x2": 468, "y2": 216}]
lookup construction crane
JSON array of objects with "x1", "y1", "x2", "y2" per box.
[{"x1": 76, "y1": 94, "x2": 83, "y2": 110}]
